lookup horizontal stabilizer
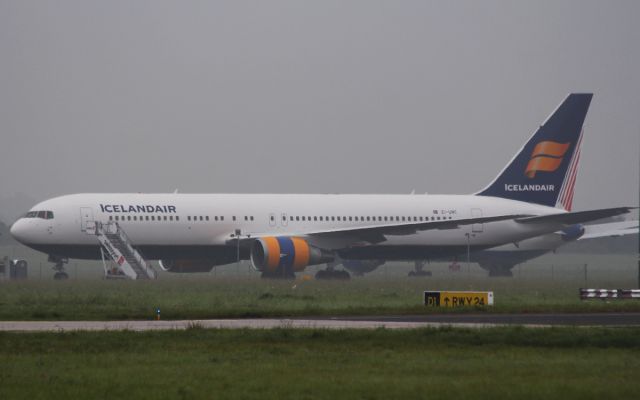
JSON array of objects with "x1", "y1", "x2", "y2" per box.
[
  {"x1": 515, "y1": 207, "x2": 635, "y2": 225},
  {"x1": 579, "y1": 220, "x2": 639, "y2": 240}
]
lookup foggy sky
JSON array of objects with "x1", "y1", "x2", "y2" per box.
[{"x1": 1, "y1": 1, "x2": 638, "y2": 221}]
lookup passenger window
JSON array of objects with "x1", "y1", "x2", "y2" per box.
[
  {"x1": 115, "y1": 216, "x2": 119, "y2": 221},
  {"x1": 169, "y1": 216, "x2": 173, "y2": 221},
  {"x1": 232, "y1": 216, "x2": 236, "y2": 221},
  {"x1": 109, "y1": 216, "x2": 113, "y2": 221},
  {"x1": 176, "y1": 216, "x2": 180, "y2": 221},
  {"x1": 296, "y1": 216, "x2": 300, "y2": 221},
  {"x1": 250, "y1": 216, "x2": 254, "y2": 221}
]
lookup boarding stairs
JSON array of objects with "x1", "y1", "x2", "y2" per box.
[{"x1": 90, "y1": 221, "x2": 157, "y2": 280}]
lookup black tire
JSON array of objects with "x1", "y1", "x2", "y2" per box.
[
  {"x1": 315, "y1": 270, "x2": 328, "y2": 280},
  {"x1": 53, "y1": 272, "x2": 69, "y2": 280},
  {"x1": 335, "y1": 270, "x2": 351, "y2": 280}
]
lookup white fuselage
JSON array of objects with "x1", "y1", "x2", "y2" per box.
[{"x1": 10, "y1": 193, "x2": 567, "y2": 263}]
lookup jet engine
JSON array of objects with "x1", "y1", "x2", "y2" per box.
[
  {"x1": 250, "y1": 237, "x2": 334, "y2": 274},
  {"x1": 560, "y1": 224, "x2": 585, "y2": 242},
  {"x1": 159, "y1": 259, "x2": 214, "y2": 273}
]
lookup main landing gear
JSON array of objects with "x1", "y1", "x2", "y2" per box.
[
  {"x1": 408, "y1": 260, "x2": 432, "y2": 277},
  {"x1": 315, "y1": 263, "x2": 350, "y2": 280},
  {"x1": 481, "y1": 263, "x2": 515, "y2": 278},
  {"x1": 48, "y1": 255, "x2": 69, "y2": 280}
]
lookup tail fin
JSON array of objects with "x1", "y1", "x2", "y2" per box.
[{"x1": 477, "y1": 93, "x2": 592, "y2": 209}]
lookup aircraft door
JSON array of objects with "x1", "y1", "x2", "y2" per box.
[
  {"x1": 471, "y1": 208, "x2": 483, "y2": 233},
  {"x1": 80, "y1": 207, "x2": 95, "y2": 234}
]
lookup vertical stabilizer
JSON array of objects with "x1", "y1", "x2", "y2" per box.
[{"x1": 477, "y1": 93, "x2": 592, "y2": 209}]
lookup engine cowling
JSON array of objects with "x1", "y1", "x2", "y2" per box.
[
  {"x1": 560, "y1": 224, "x2": 585, "y2": 242},
  {"x1": 250, "y1": 237, "x2": 334, "y2": 273},
  {"x1": 159, "y1": 259, "x2": 214, "y2": 273}
]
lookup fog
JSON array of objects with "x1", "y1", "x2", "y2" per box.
[{"x1": 1, "y1": 1, "x2": 638, "y2": 221}]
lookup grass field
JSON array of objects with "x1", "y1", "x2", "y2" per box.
[
  {"x1": 1, "y1": 327, "x2": 639, "y2": 399},
  {"x1": 1, "y1": 246, "x2": 639, "y2": 320},
  {"x1": 1, "y1": 274, "x2": 640, "y2": 321}
]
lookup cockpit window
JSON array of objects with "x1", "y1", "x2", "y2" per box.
[{"x1": 23, "y1": 210, "x2": 54, "y2": 219}]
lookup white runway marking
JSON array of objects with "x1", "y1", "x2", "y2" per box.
[{"x1": 0, "y1": 319, "x2": 525, "y2": 332}]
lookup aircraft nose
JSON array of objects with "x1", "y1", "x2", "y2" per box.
[{"x1": 10, "y1": 220, "x2": 28, "y2": 244}]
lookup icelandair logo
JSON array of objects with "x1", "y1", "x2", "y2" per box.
[
  {"x1": 505, "y1": 184, "x2": 555, "y2": 192},
  {"x1": 100, "y1": 204, "x2": 177, "y2": 213},
  {"x1": 525, "y1": 141, "x2": 570, "y2": 178}
]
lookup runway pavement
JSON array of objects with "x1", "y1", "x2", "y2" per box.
[{"x1": 1, "y1": 313, "x2": 639, "y2": 332}]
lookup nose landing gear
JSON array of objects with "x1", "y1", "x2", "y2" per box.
[{"x1": 48, "y1": 255, "x2": 69, "y2": 280}]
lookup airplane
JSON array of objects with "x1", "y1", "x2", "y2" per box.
[
  {"x1": 338, "y1": 220, "x2": 639, "y2": 278},
  {"x1": 9, "y1": 93, "x2": 635, "y2": 279}
]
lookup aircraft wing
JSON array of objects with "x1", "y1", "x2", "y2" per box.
[
  {"x1": 515, "y1": 207, "x2": 635, "y2": 225},
  {"x1": 231, "y1": 214, "x2": 526, "y2": 245},
  {"x1": 579, "y1": 220, "x2": 639, "y2": 240}
]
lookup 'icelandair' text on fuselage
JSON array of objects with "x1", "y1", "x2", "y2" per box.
[
  {"x1": 504, "y1": 184, "x2": 555, "y2": 192},
  {"x1": 99, "y1": 204, "x2": 177, "y2": 213}
]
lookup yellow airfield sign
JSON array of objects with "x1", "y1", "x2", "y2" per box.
[{"x1": 424, "y1": 291, "x2": 494, "y2": 307}]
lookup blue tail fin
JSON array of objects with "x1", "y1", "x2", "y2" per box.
[{"x1": 477, "y1": 93, "x2": 592, "y2": 209}]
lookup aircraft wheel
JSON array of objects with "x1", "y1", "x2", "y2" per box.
[
  {"x1": 335, "y1": 270, "x2": 351, "y2": 280},
  {"x1": 487, "y1": 266, "x2": 514, "y2": 278},
  {"x1": 408, "y1": 270, "x2": 432, "y2": 278},
  {"x1": 53, "y1": 272, "x2": 69, "y2": 280}
]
